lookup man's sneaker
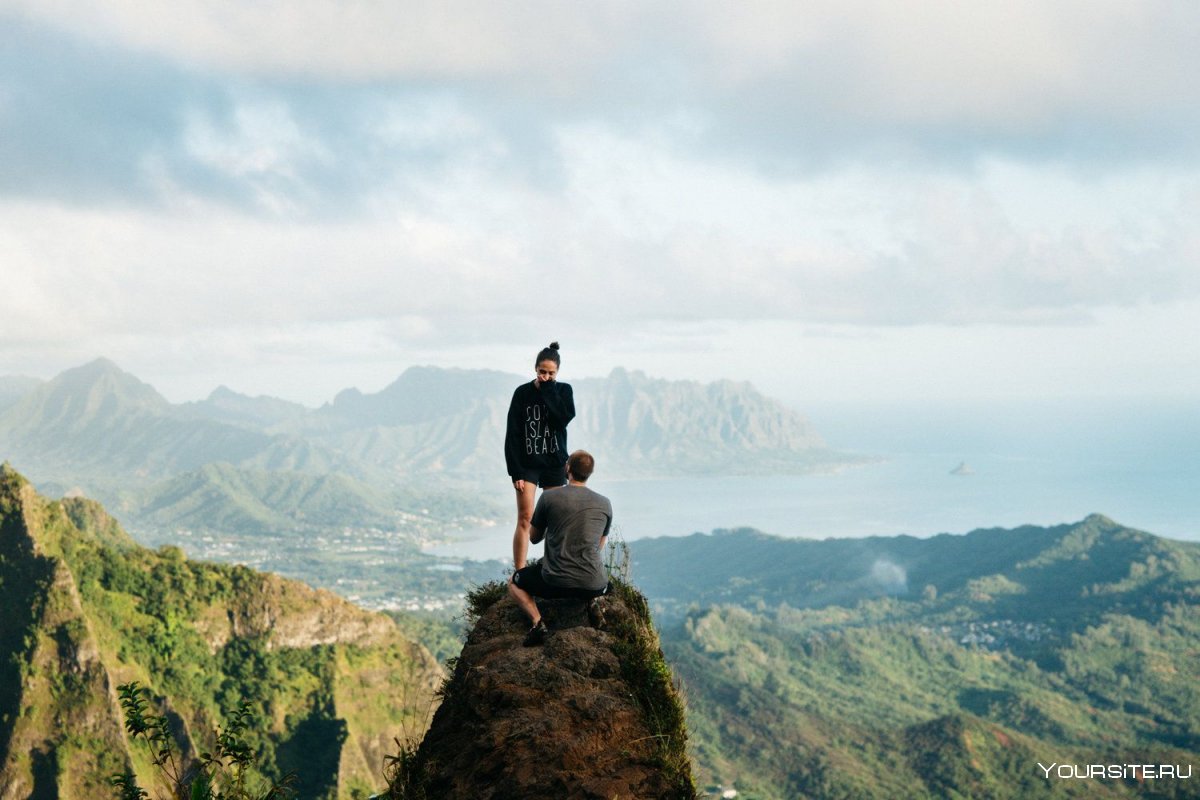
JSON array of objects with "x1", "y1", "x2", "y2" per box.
[
  {"x1": 588, "y1": 597, "x2": 607, "y2": 629},
  {"x1": 523, "y1": 620, "x2": 549, "y2": 647}
]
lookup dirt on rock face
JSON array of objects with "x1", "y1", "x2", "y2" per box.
[{"x1": 395, "y1": 585, "x2": 695, "y2": 800}]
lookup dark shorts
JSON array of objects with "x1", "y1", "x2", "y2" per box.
[
  {"x1": 511, "y1": 563, "x2": 610, "y2": 600},
  {"x1": 512, "y1": 466, "x2": 567, "y2": 488}
]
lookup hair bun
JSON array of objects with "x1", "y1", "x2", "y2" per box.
[{"x1": 549, "y1": 341, "x2": 560, "y2": 350}]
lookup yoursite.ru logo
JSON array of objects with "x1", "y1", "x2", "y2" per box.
[{"x1": 1038, "y1": 763, "x2": 1193, "y2": 780}]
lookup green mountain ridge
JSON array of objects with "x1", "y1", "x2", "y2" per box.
[
  {"x1": 0, "y1": 464, "x2": 442, "y2": 799},
  {"x1": 306, "y1": 364, "x2": 839, "y2": 476},
  {"x1": 629, "y1": 518, "x2": 1200, "y2": 798},
  {"x1": 631, "y1": 515, "x2": 1200, "y2": 628},
  {"x1": 138, "y1": 462, "x2": 418, "y2": 534},
  {"x1": 0, "y1": 360, "x2": 335, "y2": 492}
]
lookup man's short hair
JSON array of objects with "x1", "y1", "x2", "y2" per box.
[{"x1": 566, "y1": 450, "x2": 595, "y2": 482}]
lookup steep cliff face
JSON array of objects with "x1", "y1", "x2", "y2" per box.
[
  {"x1": 0, "y1": 471, "x2": 127, "y2": 799},
  {"x1": 389, "y1": 581, "x2": 696, "y2": 800},
  {"x1": 0, "y1": 464, "x2": 442, "y2": 800}
]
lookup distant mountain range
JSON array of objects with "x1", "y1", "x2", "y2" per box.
[
  {"x1": 0, "y1": 359, "x2": 344, "y2": 484},
  {"x1": 0, "y1": 358, "x2": 849, "y2": 539},
  {"x1": 630, "y1": 516, "x2": 1200, "y2": 798},
  {"x1": 631, "y1": 514, "x2": 1195, "y2": 625}
]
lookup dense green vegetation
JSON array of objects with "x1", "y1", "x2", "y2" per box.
[
  {"x1": 633, "y1": 518, "x2": 1200, "y2": 798},
  {"x1": 72, "y1": 545, "x2": 345, "y2": 794},
  {"x1": 0, "y1": 465, "x2": 441, "y2": 799},
  {"x1": 666, "y1": 604, "x2": 1200, "y2": 798},
  {"x1": 607, "y1": 576, "x2": 695, "y2": 793},
  {"x1": 112, "y1": 680, "x2": 297, "y2": 800},
  {"x1": 0, "y1": 472, "x2": 55, "y2": 769}
]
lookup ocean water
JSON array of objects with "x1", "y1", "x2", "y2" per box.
[{"x1": 427, "y1": 397, "x2": 1199, "y2": 561}]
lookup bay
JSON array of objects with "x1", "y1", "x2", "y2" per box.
[{"x1": 425, "y1": 397, "x2": 1199, "y2": 562}]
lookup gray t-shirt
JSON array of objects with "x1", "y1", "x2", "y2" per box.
[{"x1": 530, "y1": 484, "x2": 612, "y2": 591}]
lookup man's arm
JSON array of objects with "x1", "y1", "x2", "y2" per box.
[
  {"x1": 597, "y1": 510, "x2": 609, "y2": 554},
  {"x1": 598, "y1": 508, "x2": 611, "y2": 554},
  {"x1": 529, "y1": 494, "x2": 547, "y2": 544}
]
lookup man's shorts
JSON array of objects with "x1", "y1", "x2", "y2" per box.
[
  {"x1": 511, "y1": 563, "x2": 610, "y2": 600},
  {"x1": 512, "y1": 465, "x2": 567, "y2": 488}
]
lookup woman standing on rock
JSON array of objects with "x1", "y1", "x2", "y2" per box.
[{"x1": 505, "y1": 342, "x2": 575, "y2": 570}]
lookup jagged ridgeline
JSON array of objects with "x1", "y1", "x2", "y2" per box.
[
  {"x1": 0, "y1": 359, "x2": 846, "y2": 514},
  {"x1": 0, "y1": 465, "x2": 441, "y2": 800}
]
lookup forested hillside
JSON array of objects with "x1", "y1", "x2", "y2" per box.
[
  {"x1": 632, "y1": 518, "x2": 1200, "y2": 798},
  {"x1": 0, "y1": 465, "x2": 441, "y2": 799}
]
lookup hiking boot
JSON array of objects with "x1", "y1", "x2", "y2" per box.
[
  {"x1": 587, "y1": 597, "x2": 607, "y2": 628},
  {"x1": 523, "y1": 619, "x2": 549, "y2": 647}
]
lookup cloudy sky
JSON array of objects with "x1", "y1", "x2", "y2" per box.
[{"x1": 2, "y1": 0, "x2": 1197, "y2": 408}]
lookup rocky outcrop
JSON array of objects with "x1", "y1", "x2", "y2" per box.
[
  {"x1": 389, "y1": 581, "x2": 696, "y2": 800},
  {"x1": 195, "y1": 571, "x2": 397, "y2": 651}
]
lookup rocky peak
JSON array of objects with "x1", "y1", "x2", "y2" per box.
[
  {"x1": 43, "y1": 358, "x2": 170, "y2": 416},
  {"x1": 0, "y1": 359, "x2": 171, "y2": 449},
  {"x1": 388, "y1": 579, "x2": 696, "y2": 799}
]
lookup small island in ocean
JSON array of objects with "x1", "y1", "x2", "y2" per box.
[{"x1": 950, "y1": 461, "x2": 976, "y2": 476}]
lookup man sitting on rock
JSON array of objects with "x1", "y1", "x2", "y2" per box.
[{"x1": 508, "y1": 449, "x2": 612, "y2": 646}]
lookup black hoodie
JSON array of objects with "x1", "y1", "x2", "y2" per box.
[{"x1": 504, "y1": 380, "x2": 576, "y2": 477}]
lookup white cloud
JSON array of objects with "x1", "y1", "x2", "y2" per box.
[
  {"x1": 4, "y1": 172, "x2": 1197, "y2": 405},
  {"x1": 1, "y1": 0, "x2": 632, "y2": 81},
  {"x1": 2, "y1": 1, "x2": 1198, "y2": 405},
  {"x1": 1, "y1": 130, "x2": 1195, "y2": 353},
  {"x1": 8, "y1": 0, "x2": 1200, "y2": 147}
]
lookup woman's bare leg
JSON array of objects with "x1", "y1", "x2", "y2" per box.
[{"x1": 513, "y1": 480, "x2": 538, "y2": 569}]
